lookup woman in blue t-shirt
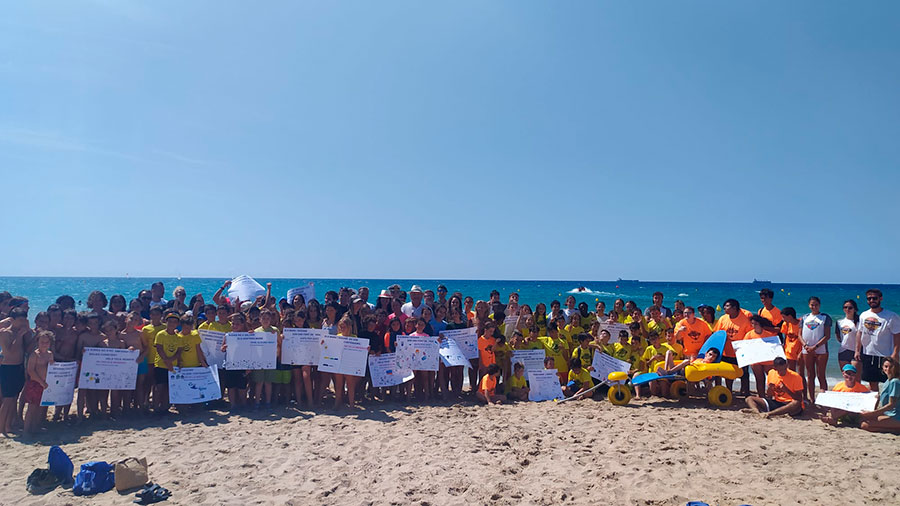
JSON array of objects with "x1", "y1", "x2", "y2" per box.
[{"x1": 861, "y1": 357, "x2": 900, "y2": 434}]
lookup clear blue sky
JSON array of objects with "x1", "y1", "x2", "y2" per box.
[{"x1": 2, "y1": 1, "x2": 898, "y2": 283}]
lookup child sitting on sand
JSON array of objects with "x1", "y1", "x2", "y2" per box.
[
  {"x1": 564, "y1": 358, "x2": 593, "y2": 400},
  {"x1": 24, "y1": 331, "x2": 55, "y2": 434},
  {"x1": 477, "y1": 363, "x2": 504, "y2": 405},
  {"x1": 507, "y1": 362, "x2": 529, "y2": 401},
  {"x1": 820, "y1": 364, "x2": 870, "y2": 427}
]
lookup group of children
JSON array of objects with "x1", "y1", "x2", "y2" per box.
[{"x1": 1, "y1": 283, "x2": 898, "y2": 435}]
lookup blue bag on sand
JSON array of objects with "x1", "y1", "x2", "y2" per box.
[
  {"x1": 47, "y1": 446, "x2": 74, "y2": 486},
  {"x1": 72, "y1": 461, "x2": 115, "y2": 496}
]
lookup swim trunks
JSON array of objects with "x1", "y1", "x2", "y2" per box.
[
  {"x1": 0, "y1": 364, "x2": 25, "y2": 398},
  {"x1": 23, "y1": 379, "x2": 44, "y2": 404}
]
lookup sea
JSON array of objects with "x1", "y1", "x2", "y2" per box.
[{"x1": 4, "y1": 276, "x2": 898, "y2": 384}]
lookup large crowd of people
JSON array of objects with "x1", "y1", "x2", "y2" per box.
[{"x1": 0, "y1": 282, "x2": 898, "y2": 436}]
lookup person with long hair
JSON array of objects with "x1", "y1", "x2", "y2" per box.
[
  {"x1": 860, "y1": 357, "x2": 900, "y2": 434},
  {"x1": 306, "y1": 299, "x2": 323, "y2": 329},
  {"x1": 800, "y1": 296, "x2": 831, "y2": 400},
  {"x1": 836, "y1": 299, "x2": 860, "y2": 369}
]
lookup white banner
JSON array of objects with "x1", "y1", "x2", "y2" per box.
[
  {"x1": 227, "y1": 275, "x2": 266, "y2": 303},
  {"x1": 168, "y1": 366, "x2": 222, "y2": 404},
  {"x1": 317, "y1": 336, "x2": 369, "y2": 377},
  {"x1": 590, "y1": 352, "x2": 632, "y2": 381},
  {"x1": 40, "y1": 362, "x2": 78, "y2": 406},
  {"x1": 439, "y1": 337, "x2": 470, "y2": 367},
  {"x1": 511, "y1": 349, "x2": 546, "y2": 375},
  {"x1": 286, "y1": 282, "x2": 316, "y2": 305},
  {"x1": 815, "y1": 391, "x2": 879, "y2": 414},
  {"x1": 439, "y1": 328, "x2": 478, "y2": 360},
  {"x1": 224, "y1": 332, "x2": 277, "y2": 370},
  {"x1": 600, "y1": 322, "x2": 631, "y2": 339},
  {"x1": 503, "y1": 315, "x2": 520, "y2": 338},
  {"x1": 198, "y1": 330, "x2": 226, "y2": 368},
  {"x1": 732, "y1": 336, "x2": 786, "y2": 368},
  {"x1": 528, "y1": 369, "x2": 564, "y2": 401},
  {"x1": 78, "y1": 347, "x2": 140, "y2": 390},
  {"x1": 282, "y1": 328, "x2": 326, "y2": 366},
  {"x1": 367, "y1": 353, "x2": 414, "y2": 387},
  {"x1": 396, "y1": 336, "x2": 440, "y2": 372}
]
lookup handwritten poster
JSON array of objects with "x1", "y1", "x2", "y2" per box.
[
  {"x1": 512, "y1": 349, "x2": 547, "y2": 375},
  {"x1": 600, "y1": 322, "x2": 631, "y2": 340},
  {"x1": 367, "y1": 353, "x2": 414, "y2": 387},
  {"x1": 317, "y1": 336, "x2": 369, "y2": 377},
  {"x1": 590, "y1": 352, "x2": 631, "y2": 381},
  {"x1": 198, "y1": 330, "x2": 226, "y2": 368},
  {"x1": 732, "y1": 336, "x2": 786, "y2": 368},
  {"x1": 40, "y1": 361, "x2": 78, "y2": 406},
  {"x1": 396, "y1": 336, "x2": 440, "y2": 372},
  {"x1": 286, "y1": 282, "x2": 316, "y2": 305},
  {"x1": 439, "y1": 337, "x2": 470, "y2": 367},
  {"x1": 224, "y1": 332, "x2": 277, "y2": 370},
  {"x1": 168, "y1": 366, "x2": 222, "y2": 404},
  {"x1": 503, "y1": 316, "x2": 520, "y2": 338},
  {"x1": 78, "y1": 347, "x2": 140, "y2": 390},
  {"x1": 439, "y1": 328, "x2": 479, "y2": 360},
  {"x1": 528, "y1": 369, "x2": 564, "y2": 402},
  {"x1": 281, "y1": 328, "x2": 326, "y2": 366},
  {"x1": 815, "y1": 391, "x2": 879, "y2": 414}
]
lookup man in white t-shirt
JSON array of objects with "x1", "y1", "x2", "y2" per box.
[
  {"x1": 855, "y1": 288, "x2": 900, "y2": 390},
  {"x1": 401, "y1": 285, "x2": 426, "y2": 318}
]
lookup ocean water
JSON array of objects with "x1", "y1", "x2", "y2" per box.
[{"x1": 4, "y1": 276, "x2": 898, "y2": 383}]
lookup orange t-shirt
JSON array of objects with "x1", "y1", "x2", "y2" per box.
[
  {"x1": 767, "y1": 368, "x2": 804, "y2": 404},
  {"x1": 758, "y1": 306, "x2": 783, "y2": 328},
  {"x1": 743, "y1": 329, "x2": 777, "y2": 340},
  {"x1": 478, "y1": 335, "x2": 497, "y2": 368},
  {"x1": 479, "y1": 374, "x2": 497, "y2": 395},
  {"x1": 676, "y1": 318, "x2": 712, "y2": 356},
  {"x1": 833, "y1": 381, "x2": 870, "y2": 393},
  {"x1": 782, "y1": 321, "x2": 802, "y2": 360},
  {"x1": 713, "y1": 312, "x2": 754, "y2": 358}
]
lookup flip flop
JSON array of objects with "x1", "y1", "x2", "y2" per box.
[{"x1": 134, "y1": 483, "x2": 169, "y2": 504}]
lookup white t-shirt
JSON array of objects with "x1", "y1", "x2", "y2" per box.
[
  {"x1": 858, "y1": 309, "x2": 900, "y2": 357},
  {"x1": 837, "y1": 318, "x2": 858, "y2": 353},
  {"x1": 401, "y1": 301, "x2": 425, "y2": 318},
  {"x1": 800, "y1": 313, "x2": 832, "y2": 355},
  {"x1": 563, "y1": 307, "x2": 577, "y2": 323}
]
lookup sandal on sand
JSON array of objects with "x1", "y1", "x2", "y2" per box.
[{"x1": 134, "y1": 483, "x2": 171, "y2": 504}]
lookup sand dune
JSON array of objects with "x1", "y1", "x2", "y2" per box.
[{"x1": 2, "y1": 397, "x2": 897, "y2": 505}]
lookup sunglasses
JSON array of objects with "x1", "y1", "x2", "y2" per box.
[
  {"x1": 867, "y1": 297, "x2": 879, "y2": 300},
  {"x1": 843, "y1": 306, "x2": 854, "y2": 309}
]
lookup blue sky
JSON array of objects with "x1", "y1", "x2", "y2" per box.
[{"x1": 2, "y1": 1, "x2": 898, "y2": 283}]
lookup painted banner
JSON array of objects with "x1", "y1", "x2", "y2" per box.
[
  {"x1": 600, "y1": 322, "x2": 631, "y2": 339},
  {"x1": 732, "y1": 336, "x2": 786, "y2": 368},
  {"x1": 439, "y1": 337, "x2": 470, "y2": 367},
  {"x1": 40, "y1": 361, "x2": 78, "y2": 406},
  {"x1": 78, "y1": 347, "x2": 140, "y2": 390},
  {"x1": 224, "y1": 332, "x2": 277, "y2": 370}
]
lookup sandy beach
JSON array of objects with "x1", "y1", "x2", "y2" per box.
[{"x1": 2, "y1": 395, "x2": 897, "y2": 506}]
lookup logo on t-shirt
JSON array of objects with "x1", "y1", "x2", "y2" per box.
[
  {"x1": 840, "y1": 326, "x2": 852, "y2": 336},
  {"x1": 863, "y1": 317, "x2": 883, "y2": 332},
  {"x1": 805, "y1": 321, "x2": 820, "y2": 330}
]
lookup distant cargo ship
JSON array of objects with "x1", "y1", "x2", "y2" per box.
[
  {"x1": 616, "y1": 278, "x2": 640, "y2": 284},
  {"x1": 752, "y1": 278, "x2": 772, "y2": 285}
]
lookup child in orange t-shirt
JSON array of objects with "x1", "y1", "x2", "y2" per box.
[
  {"x1": 744, "y1": 315, "x2": 778, "y2": 397},
  {"x1": 780, "y1": 307, "x2": 804, "y2": 376},
  {"x1": 477, "y1": 364, "x2": 504, "y2": 405}
]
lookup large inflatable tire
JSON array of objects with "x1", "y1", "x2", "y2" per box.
[
  {"x1": 708, "y1": 385, "x2": 733, "y2": 407},
  {"x1": 670, "y1": 380, "x2": 687, "y2": 400},
  {"x1": 608, "y1": 384, "x2": 632, "y2": 406}
]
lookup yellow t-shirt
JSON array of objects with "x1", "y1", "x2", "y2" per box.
[
  {"x1": 561, "y1": 325, "x2": 584, "y2": 348},
  {"x1": 206, "y1": 321, "x2": 232, "y2": 333},
  {"x1": 641, "y1": 344, "x2": 666, "y2": 374},
  {"x1": 141, "y1": 323, "x2": 165, "y2": 365},
  {"x1": 568, "y1": 368, "x2": 593, "y2": 390},
  {"x1": 178, "y1": 330, "x2": 202, "y2": 368},
  {"x1": 494, "y1": 342, "x2": 512, "y2": 366},
  {"x1": 539, "y1": 336, "x2": 569, "y2": 373},
  {"x1": 154, "y1": 330, "x2": 181, "y2": 369},
  {"x1": 611, "y1": 343, "x2": 633, "y2": 365},
  {"x1": 509, "y1": 374, "x2": 528, "y2": 391},
  {"x1": 572, "y1": 346, "x2": 593, "y2": 370},
  {"x1": 661, "y1": 342, "x2": 684, "y2": 362}
]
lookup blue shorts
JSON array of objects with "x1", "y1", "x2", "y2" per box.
[{"x1": 137, "y1": 357, "x2": 149, "y2": 375}]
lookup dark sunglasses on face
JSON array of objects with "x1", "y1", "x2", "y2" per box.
[{"x1": 867, "y1": 296, "x2": 879, "y2": 300}]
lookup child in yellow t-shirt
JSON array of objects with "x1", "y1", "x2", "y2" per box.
[
  {"x1": 639, "y1": 332, "x2": 666, "y2": 398},
  {"x1": 565, "y1": 358, "x2": 594, "y2": 400},
  {"x1": 539, "y1": 321, "x2": 569, "y2": 384},
  {"x1": 507, "y1": 362, "x2": 529, "y2": 401},
  {"x1": 493, "y1": 335, "x2": 512, "y2": 392}
]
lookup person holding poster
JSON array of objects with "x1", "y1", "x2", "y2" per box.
[
  {"x1": 507, "y1": 362, "x2": 529, "y2": 401},
  {"x1": 287, "y1": 309, "x2": 317, "y2": 409},
  {"x1": 153, "y1": 311, "x2": 183, "y2": 414},
  {"x1": 334, "y1": 316, "x2": 362, "y2": 409},
  {"x1": 409, "y1": 317, "x2": 435, "y2": 401},
  {"x1": 138, "y1": 306, "x2": 165, "y2": 413},
  {"x1": 743, "y1": 315, "x2": 778, "y2": 397},
  {"x1": 23, "y1": 331, "x2": 55, "y2": 434},
  {"x1": 220, "y1": 313, "x2": 249, "y2": 410},
  {"x1": 76, "y1": 312, "x2": 107, "y2": 419},
  {"x1": 860, "y1": 358, "x2": 900, "y2": 434},
  {"x1": 820, "y1": 364, "x2": 871, "y2": 426},
  {"x1": 251, "y1": 309, "x2": 281, "y2": 410}
]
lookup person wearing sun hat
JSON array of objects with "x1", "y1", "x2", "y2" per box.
[{"x1": 401, "y1": 285, "x2": 426, "y2": 318}]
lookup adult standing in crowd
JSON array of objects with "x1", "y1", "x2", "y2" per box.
[
  {"x1": 401, "y1": 285, "x2": 427, "y2": 318},
  {"x1": 855, "y1": 289, "x2": 900, "y2": 391},
  {"x1": 644, "y1": 291, "x2": 672, "y2": 319}
]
